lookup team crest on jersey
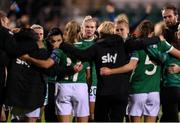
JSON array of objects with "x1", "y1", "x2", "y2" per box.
[{"x1": 152, "y1": 44, "x2": 157, "y2": 48}]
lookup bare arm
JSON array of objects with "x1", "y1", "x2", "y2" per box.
[
  {"x1": 20, "y1": 54, "x2": 55, "y2": 69},
  {"x1": 100, "y1": 59, "x2": 138, "y2": 75}
]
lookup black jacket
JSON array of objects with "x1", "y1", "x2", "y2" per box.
[
  {"x1": 0, "y1": 26, "x2": 17, "y2": 56},
  {"x1": 0, "y1": 26, "x2": 16, "y2": 95},
  {"x1": 5, "y1": 49, "x2": 49, "y2": 110},
  {"x1": 5, "y1": 48, "x2": 75, "y2": 110},
  {"x1": 0, "y1": 26, "x2": 39, "y2": 104},
  {"x1": 60, "y1": 34, "x2": 160, "y2": 97}
]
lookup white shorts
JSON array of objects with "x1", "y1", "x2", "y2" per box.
[
  {"x1": 25, "y1": 108, "x2": 40, "y2": 117},
  {"x1": 126, "y1": 92, "x2": 160, "y2": 116},
  {"x1": 89, "y1": 86, "x2": 97, "y2": 102},
  {"x1": 12, "y1": 107, "x2": 40, "y2": 118},
  {"x1": 55, "y1": 83, "x2": 89, "y2": 117}
]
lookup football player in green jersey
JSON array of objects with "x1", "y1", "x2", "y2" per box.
[
  {"x1": 80, "y1": 16, "x2": 97, "y2": 122},
  {"x1": 54, "y1": 21, "x2": 90, "y2": 122},
  {"x1": 146, "y1": 23, "x2": 180, "y2": 122}
]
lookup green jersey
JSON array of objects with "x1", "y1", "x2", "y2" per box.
[
  {"x1": 80, "y1": 38, "x2": 97, "y2": 86},
  {"x1": 147, "y1": 41, "x2": 180, "y2": 87},
  {"x1": 163, "y1": 54, "x2": 180, "y2": 87},
  {"x1": 59, "y1": 42, "x2": 89, "y2": 83},
  {"x1": 130, "y1": 40, "x2": 172, "y2": 93},
  {"x1": 48, "y1": 48, "x2": 66, "y2": 82}
]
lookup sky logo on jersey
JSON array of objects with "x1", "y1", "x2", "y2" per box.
[
  {"x1": 102, "y1": 53, "x2": 117, "y2": 63},
  {"x1": 16, "y1": 58, "x2": 30, "y2": 68}
]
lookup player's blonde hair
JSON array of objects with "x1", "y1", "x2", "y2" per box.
[
  {"x1": 30, "y1": 24, "x2": 43, "y2": 30},
  {"x1": 97, "y1": 21, "x2": 114, "y2": 35},
  {"x1": 64, "y1": 20, "x2": 81, "y2": 44},
  {"x1": 114, "y1": 13, "x2": 129, "y2": 24},
  {"x1": 81, "y1": 15, "x2": 96, "y2": 27}
]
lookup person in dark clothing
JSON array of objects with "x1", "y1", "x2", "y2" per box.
[
  {"x1": 59, "y1": 21, "x2": 160, "y2": 122},
  {"x1": 0, "y1": 12, "x2": 17, "y2": 116},
  {"x1": 161, "y1": 4, "x2": 179, "y2": 44},
  {"x1": 0, "y1": 10, "x2": 38, "y2": 121},
  {"x1": 4, "y1": 28, "x2": 48, "y2": 122}
]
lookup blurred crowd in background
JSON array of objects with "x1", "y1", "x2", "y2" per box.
[{"x1": 0, "y1": 0, "x2": 180, "y2": 36}]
